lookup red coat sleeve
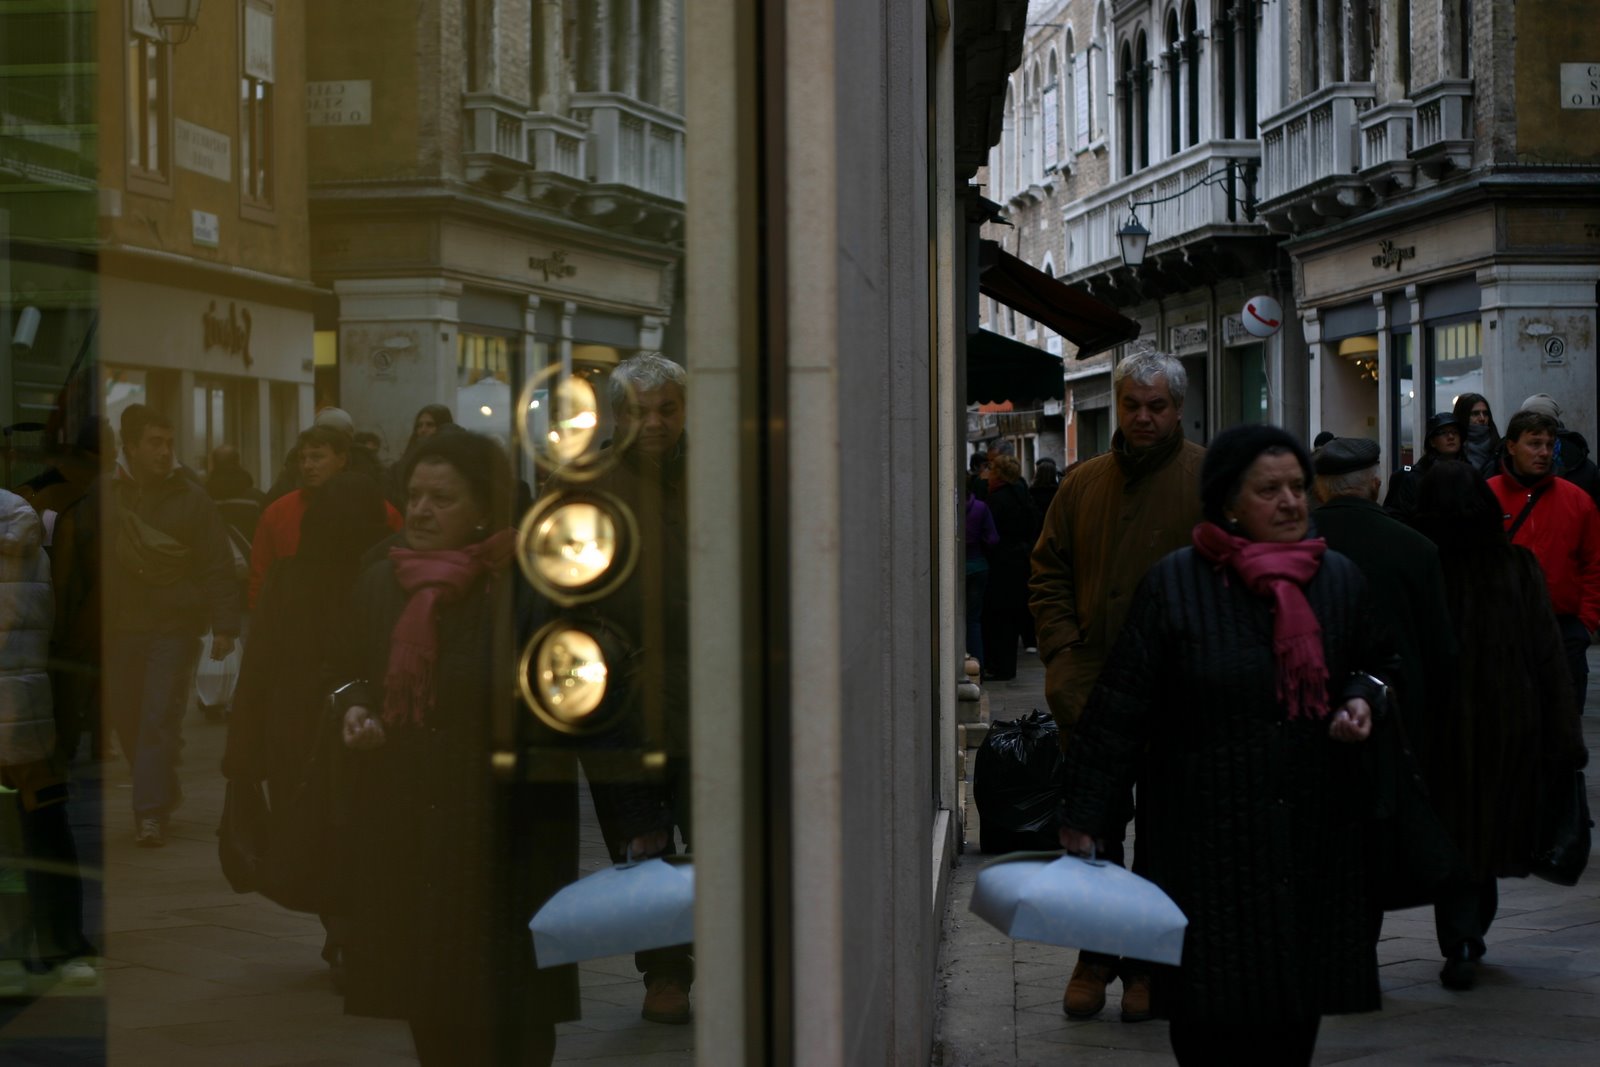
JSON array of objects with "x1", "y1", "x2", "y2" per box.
[{"x1": 1577, "y1": 497, "x2": 1600, "y2": 633}]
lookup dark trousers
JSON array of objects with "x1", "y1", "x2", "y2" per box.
[
  {"x1": 10, "y1": 785, "x2": 92, "y2": 963},
  {"x1": 410, "y1": 1017, "x2": 555, "y2": 1067},
  {"x1": 1170, "y1": 1017, "x2": 1321, "y2": 1066},
  {"x1": 1077, "y1": 789, "x2": 1147, "y2": 979},
  {"x1": 636, "y1": 756, "x2": 693, "y2": 985},
  {"x1": 981, "y1": 558, "x2": 1028, "y2": 678},
  {"x1": 1558, "y1": 615, "x2": 1590, "y2": 713},
  {"x1": 108, "y1": 631, "x2": 203, "y2": 818},
  {"x1": 964, "y1": 563, "x2": 988, "y2": 668},
  {"x1": 1434, "y1": 876, "x2": 1498, "y2": 959}
]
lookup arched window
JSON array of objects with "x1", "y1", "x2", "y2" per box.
[
  {"x1": 1183, "y1": 2, "x2": 1199, "y2": 145},
  {"x1": 1135, "y1": 31, "x2": 1150, "y2": 171},
  {"x1": 1165, "y1": 10, "x2": 1181, "y2": 155},
  {"x1": 1029, "y1": 60, "x2": 1043, "y2": 181},
  {"x1": 1118, "y1": 41, "x2": 1134, "y2": 177},
  {"x1": 1064, "y1": 32, "x2": 1079, "y2": 151}
]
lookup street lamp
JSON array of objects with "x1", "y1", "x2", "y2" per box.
[
  {"x1": 1116, "y1": 212, "x2": 1150, "y2": 269},
  {"x1": 147, "y1": 0, "x2": 203, "y2": 46}
]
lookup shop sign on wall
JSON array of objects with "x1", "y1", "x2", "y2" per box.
[
  {"x1": 307, "y1": 80, "x2": 372, "y2": 126},
  {"x1": 1372, "y1": 239, "x2": 1416, "y2": 272},
  {"x1": 204, "y1": 301, "x2": 254, "y2": 369},
  {"x1": 1169, "y1": 323, "x2": 1208, "y2": 355},
  {"x1": 529, "y1": 249, "x2": 578, "y2": 282},
  {"x1": 175, "y1": 120, "x2": 232, "y2": 181},
  {"x1": 1560, "y1": 64, "x2": 1600, "y2": 108}
]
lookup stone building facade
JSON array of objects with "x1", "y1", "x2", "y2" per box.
[{"x1": 305, "y1": 0, "x2": 685, "y2": 465}]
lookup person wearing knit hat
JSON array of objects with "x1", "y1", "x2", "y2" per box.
[
  {"x1": 313, "y1": 406, "x2": 356, "y2": 436},
  {"x1": 1032, "y1": 349, "x2": 1205, "y2": 1024},
  {"x1": 1518, "y1": 393, "x2": 1562, "y2": 423},
  {"x1": 1058, "y1": 422, "x2": 1395, "y2": 1064}
]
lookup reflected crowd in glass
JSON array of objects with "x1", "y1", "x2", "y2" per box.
[{"x1": 2, "y1": 2, "x2": 696, "y2": 1064}]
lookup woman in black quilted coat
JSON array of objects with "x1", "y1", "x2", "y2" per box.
[
  {"x1": 1058, "y1": 425, "x2": 1397, "y2": 1066},
  {"x1": 330, "y1": 431, "x2": 579, "y2": 1065}
]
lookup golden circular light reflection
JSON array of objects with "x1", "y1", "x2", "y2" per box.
[
  {"x1": 546, "y1": 376, "x2": 600, "y2": 462},
  {"x1": 532, "y1": 503, "x2": 617, "y2": 589},
  {"x1": 535, "y1": 629, "x2": 609, "y2": 723}
]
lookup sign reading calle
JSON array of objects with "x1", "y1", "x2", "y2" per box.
[
  {"x1": 203, "y1": 301, "x2": 254, "y2": 369},
  {"x1": 307, "y1": 80, "x2": 372, "y2": 126},
  {"x1": 1560, "y1": 64, "x2": 1600, "y2": 108}
]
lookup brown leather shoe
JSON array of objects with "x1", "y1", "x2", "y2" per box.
[
  {"x1": 1119, "y1": 973, "x2": 1152, "y2": 1022},
  {"x1": 641, "y1": 976, "x2": 693, "y2": 1024},
  {"x1": 1062, "y1": 958, "x2": 1113, "y2": 1018}
]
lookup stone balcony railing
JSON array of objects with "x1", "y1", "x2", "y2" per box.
[
  {"x1": 570, "y1": 91, "x2": 686, "y2": 202},
  {"x1": 1411, "y1": 79, "x2": 1474, "y2": 177},
  {"x1": 1358, "y1": 99, "x2": 1416, "y2": 197},
  {"x1": 1257, "y1": 82, "x2": 1376, "y2": 232},
  {"x1": 1061, "y1": 140, "x2": 1264, "y2": 279},
  {"x1": 460, "y1": 90, "x2": 684, "y2": 237}
]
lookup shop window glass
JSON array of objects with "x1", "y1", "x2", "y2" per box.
[
  {"x1": 1426, "y1": 317, "x2": 1481, "y2": 418},
  {"x1": 240, "y1": 2, "x2": 276, "y2": 210},
  {"x1": 457, "y1": 330, "x2": 514, "y2": 438},
  {"x1": 1392, "y1": 330, "x2": 1415, "y2": 466},
  {"x1": 1228, "y1": 343, "x2": 1268, "y2": 426}
]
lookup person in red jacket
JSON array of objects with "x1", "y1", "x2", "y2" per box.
[
  {"x1": 1487, "y1": 409, "x2": 1600, "y2": 713},
  {"x1": 249, "y1": 426, "x2": 402, "y2": 608}
]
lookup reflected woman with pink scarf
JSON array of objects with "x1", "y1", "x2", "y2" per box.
[
  {"x1": 1056, "y1": 425, "x2": 1398, "y2": 1067},
  {"x1": 330, "y1": 430, "x2": 578, "y2": 1066}
]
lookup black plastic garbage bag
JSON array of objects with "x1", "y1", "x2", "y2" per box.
[{"x1": 974, "y1": 710, "x2": 1063, "y2": 853}]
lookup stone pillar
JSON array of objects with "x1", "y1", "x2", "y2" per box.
[
  {"x1": 539, "y1": 0, "x2": 565, "y2": 111},
  {"x1": 620, "y1": 0, "x2": 641, "y2": 99},
  {"x1": 334, "y1": 277, "x2": 463, "y2": 456},
  {"x1": 593, "y1": 0, "x2": 612, "y2": 93}
]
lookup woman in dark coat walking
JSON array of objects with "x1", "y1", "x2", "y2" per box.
[
  {"x1": 223, "y1": 472, "x2": 394, "y2": 966},
  {"x1": 332, "y1": 431, "x2": 579, "y2": 1065},
  {"x1": 1058, "y1": 425, "x2": 1395, "y2": 1066},
  {"x1": 980, "y1": 453, "x2": 1039, "y2": 680},
  {"x1": 1411, "y1": 461, "x2": 1587, "y2": 989}
]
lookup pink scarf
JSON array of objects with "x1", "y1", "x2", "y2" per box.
[
  {"x1": 382, "y1": 529, "x2": 516, "y2": 727},
  {"x1": 1191, "y1": 522, "x2": 1330, "y2": 722}
]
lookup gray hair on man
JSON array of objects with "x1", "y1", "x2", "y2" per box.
[
  {"x1": 1317, "y1": 464, "x2": 1380, "y2": 501},
  {"x1": 1113, "y1": 350, "x2": 1188, "y2": 408},
  {"x1": 608, "y1": 352, "x2": 687, "y2": 411}
]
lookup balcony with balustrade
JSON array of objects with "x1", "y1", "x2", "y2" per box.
[
  {"x1": 1256, "y1": 82, "x2": 1376, "y2": 234},
  {"x1": 1358, "y1": 99, "x2": 1416, "y2": 199},
  {"x1": 568, "y1": 91, "x2": 686, "y2": 239},
  {"x1": 1060, "y1": 139, "x2": 1273, "y2": 305},
  {"x1": 460, "y1": 89, "x2": 684, "y2": 240},
  {"x1": 1410, "y1": 79, "x2": 1474, "y2": 179}
]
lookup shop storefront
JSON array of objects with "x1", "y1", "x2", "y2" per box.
[
  {"x1": 98, "y1": 266, "x2": 315, "y2": 485},
  {"x1": 1292, "y1": 194, "x2": 1600, "y2": 478}
]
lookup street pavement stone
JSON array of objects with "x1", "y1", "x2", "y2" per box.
[
  {"x1": 0, "y1": 701, "x2": 696, "y2": 1064},
  {"x1": 933, "y1": 648, "x2": 1600, "y2": 1065}
]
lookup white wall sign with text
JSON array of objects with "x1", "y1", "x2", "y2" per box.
[
  {"x1": 1560, "y1": 64, "x2": 1600, "y2": 108},
  {"x1": 307, "y1": 80, "x2": 372, "y2": 126},
  {"x1": 192, "y1": 210, "x2": 220, "y2": 248},
  {"x1": 174, "y1": 119, "x2": 232, "y2": 181}
]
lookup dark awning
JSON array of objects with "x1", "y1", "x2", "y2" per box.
[
  {"x1": 967, "y1": 329, "x2": 1062, "y2": 405},
  {"x1": 978, "y1": 240, "x2": 1139, "y2": 359}
]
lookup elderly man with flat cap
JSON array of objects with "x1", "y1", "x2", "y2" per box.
[{"x1": 1313, "y1": 437, "x2": 1455, "y2": 767}]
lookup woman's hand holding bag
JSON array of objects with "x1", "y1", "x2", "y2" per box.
[
  {"x1": 1328, "y1": 698, "x2": 1373, "y2": 743},
  {"x1": 342, "y1": 705, "x2": 387, "y2": 750}
]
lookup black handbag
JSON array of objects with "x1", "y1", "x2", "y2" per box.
[
  {"x1": 1531, "y1": 769, "x2": 1593, "y2": 886},
  {"x1": 217, "y1": 780, "x2": 271, "y2": 893}
]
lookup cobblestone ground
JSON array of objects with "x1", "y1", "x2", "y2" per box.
[
  {"x1": 934, "y1": 650, "x2": 1600, "y2": 1066},
  {"x1": 0, "y1": 707, "x2": 694, "y2": 1065}
]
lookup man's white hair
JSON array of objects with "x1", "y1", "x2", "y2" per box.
[
  {"x1": 1113, "y1": 350, "x2": 1187, "y2": 407},
  {"x1": 608, "y1": 352, "x2": 687, "y2": 411},
  {"x1": 1317, "y1": 465, "x2": 1380, "y2": 499}
]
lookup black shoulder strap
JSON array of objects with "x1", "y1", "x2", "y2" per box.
[{"x1": 1506, "y1": 482, "x2": 1551, "y2": 540}]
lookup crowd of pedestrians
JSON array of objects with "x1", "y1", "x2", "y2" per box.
[
  {"x1": 0, "y1": 354, "x2": 692, "y2": 1066},
  {"x1": 983, "y1": 351, "x2": 1595, "y2": 1066}
]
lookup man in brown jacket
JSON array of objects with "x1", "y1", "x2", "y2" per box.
[{"x1": 1029, "y1": 349, "x2": 1205, "y2": 1023}]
